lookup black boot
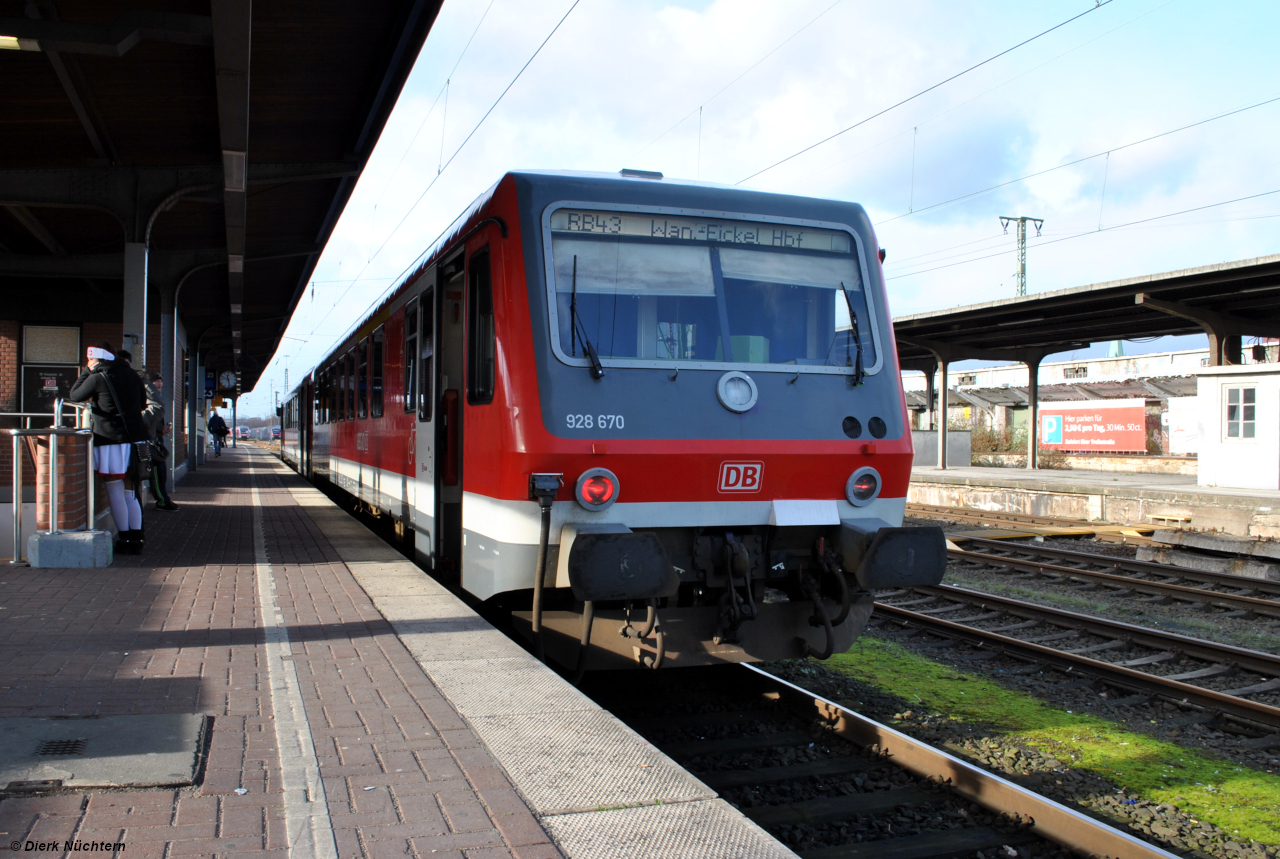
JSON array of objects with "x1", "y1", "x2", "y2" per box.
[
  {"x1": 114, "y1": 530, "x2": 130, "y2": 555},
  {"x1": 130, "y1": 525, "x2": 144, "y2": 555}
]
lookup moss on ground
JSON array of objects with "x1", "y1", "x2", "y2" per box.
[{"x1": 827, "y1": 638, "x2": 1280, "y2": 845}]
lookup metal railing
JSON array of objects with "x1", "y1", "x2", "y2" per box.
[{"x1": 7, "y1": 400, "x2": 94, "y2": 566}]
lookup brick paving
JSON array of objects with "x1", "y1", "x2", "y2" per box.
[{"x1": 0, "y1": 446, "x2": 560, "y2": 858}]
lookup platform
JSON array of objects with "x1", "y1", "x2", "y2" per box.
[
  {"x1": 911, "y1": 465, "x2": 1280, "y2": 539},
  {"x1": 0, "y1": 447, "x2": 794, "y2": 859}
]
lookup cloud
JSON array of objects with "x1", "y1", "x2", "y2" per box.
[{"x1": 238, "y1": 0, "x2": 1280, "y2": 414}]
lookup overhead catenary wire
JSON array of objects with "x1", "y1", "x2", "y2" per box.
[
  {"x1": 304, "y1": 0, "x2": 580, "y2": 347},
  {"x1": 875, "y1": 92, "x2": 1280, "y2": 227},
  {"x1": 787, "y1": 0, "x2": 1178, "y2": 191},
  {"x1": 884, "y1": 188, "x2": 1280, "y2": 281},
  {"x1": 736, "y1": 0, "x2": 1115, "y2": 185},
  {"x1": 627, "y1": 0, "x2": 846, "y2": 164},
  {"x1": 369, "y1": 0, "x2": 497, "y2": 224}
]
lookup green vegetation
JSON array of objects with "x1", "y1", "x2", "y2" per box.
[{"x1": 828, "y1": 638, "x2": 1280, "y2": 844}]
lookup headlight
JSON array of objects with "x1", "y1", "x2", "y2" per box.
[
  {"x1": 575, "y1": 467, "x2": 619, "y2": 511},
  {"x1": 845, "y1": 466, "x2": 880, "y2": 507}
]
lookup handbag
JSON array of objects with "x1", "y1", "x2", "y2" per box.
[
  {"x1": 149, "y1": 438, "x2": 171, "y2": 462},
  {"x1": 98, "y1": 369, "x2": 153, "y2": 483}
]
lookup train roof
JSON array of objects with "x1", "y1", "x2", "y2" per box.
[{"x1": 295, "y1": 169, "x2": 876, "y2": 394}]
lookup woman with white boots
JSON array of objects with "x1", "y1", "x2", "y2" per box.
[{"x1": 69, "y1": 342, "x2": 152, "y2": 555}]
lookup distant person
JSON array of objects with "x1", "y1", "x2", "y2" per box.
[
  {"x1": 208, "y1": 409, "x2": 229, "y2": 456},
  {"x1": 69, "y1": 342, "x2": 150, "y2": 554},
  {"x1": 143, "y1": 371, "x2": 178, "y2": 510}
]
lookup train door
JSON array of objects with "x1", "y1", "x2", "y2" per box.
[
  {"x1": 435, "y1": 251, "x2": 466, "y2": 582},
  {"x1": 301, "y1": 380, "x2": 313, "y2": 477},
  {"x1": 408, "y1": 275, "x2": 437, "y2": 565}
]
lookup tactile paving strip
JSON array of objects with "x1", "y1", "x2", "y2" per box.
[
  {"x1": 542, "y1": 799, "x2": 799, "y2": 859},
  {"x1": 468, "y1": 708, "x2": 715, "y2": 814},
  {"x1": 424, "y1": 657, "x2": 599, "y2": 716}
]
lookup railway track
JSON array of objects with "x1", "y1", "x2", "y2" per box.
[
  {"x1": 949, "y1": 535, "x2": 1280, "y2": 619},
  {"x1": 587, "y1": 665, "x2": 1175, "y2": 859},
  {"x1": 906, "y1": 503, "x2": 1157, "y2": 545},
  {"x1": 291, "y1": 450, "x2": 1218, "y2": 855},
  {"x1": 875, "y1": 585, "x2": 1280, "y2": 732}
]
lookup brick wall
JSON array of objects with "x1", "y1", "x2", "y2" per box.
[
  {"x1": 23, "y1": 435, "x2": 91, "y2": 531},
  {"x1": 0, "y1": 320, "x2": 18, "y2": 413},
  {"x1": 81, "y1": 322, "x2": 124, "y2": 359}
]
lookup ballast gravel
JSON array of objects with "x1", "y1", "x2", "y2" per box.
[{"x1": 764, "y1": 657, "x2": 1278, "y2": 859}]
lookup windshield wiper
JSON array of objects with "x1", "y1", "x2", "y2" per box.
[
  {"x1": 839, "y1": 281, "x2": 865, "y2": 387},
  {"x1": 570, "y1": 255, "x2": 605, "y2": 379}
]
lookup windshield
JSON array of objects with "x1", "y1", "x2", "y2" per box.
[{"x1": 547, "y1": 209, "x2": 876, "y2": 371}]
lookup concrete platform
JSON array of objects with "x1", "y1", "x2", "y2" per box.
[
  {"x1": 0, "y1": 446, "x2": 795, "y2": 859},
  {"x1": 911, "y1": 465, "x2": 1280, "y2": 539}
]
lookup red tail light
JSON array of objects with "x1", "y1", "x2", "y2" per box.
[
  {"x1": 575, "y1": 468, "x2": 620, "y2": 511},
  {"x1": 846, "y1": 467, "x2": 880, "y2": 507}
]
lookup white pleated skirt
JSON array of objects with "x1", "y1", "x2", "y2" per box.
[{"x1": 94, "y1": 443, "x2": 131, "y2": 475}]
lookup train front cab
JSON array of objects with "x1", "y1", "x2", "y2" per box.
[
  {"x1": 294, "y1": 171, "x2": 945, "y2": 671},
  {"x1": 422, "y1": 173, "x2": 945, "y2": 670}
]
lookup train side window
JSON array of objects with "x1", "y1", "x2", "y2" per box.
[
  {"x1": 419, "y1": 288, "x2": 434, "y2": 422},
  {"x1": 358, "y1": 337, "x2": 369, "y2": 419},
  {"x1": 467, "y1": 249, "x2": 495, "y2": 405},
  {"x1": 371, "y1": 326, "x2": 385, "y2": 418},
  {"x1": 333, "y1": 363, "x2": 342, "y2": 421},
  {"x1": 404, "y1": 299, "x2": 418, "y2": 413},
  {"x1": 346, "y1": 349, "x2": 356, "y2": 420}
]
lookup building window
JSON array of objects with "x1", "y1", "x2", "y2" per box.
[
  {"x1": 1226, "y1": 387, "x2": 1255, "y2": 439},
  {"x1": 1063, "y1": 366, "x2": 1088, "y2": 380},
  {"x1": 371, "y1": 326, "x2": 385, "y2": 418},
  {"x1": 957, "y1": 374, "x2": 976, "y2": 386},
  {"x1": 467, "y1": 249, "x2": 495, "y2": 405}
]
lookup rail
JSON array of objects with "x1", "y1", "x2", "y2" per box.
[
  {"x1": 7, "y1": 399, "x2": 94, "y2": 566},
  {"x1": 747, "y1": 665, "x2": 1180, "y2": 859},
  {"x1": 875, "y1": 585, "x2": 1280, "y2": 730}
]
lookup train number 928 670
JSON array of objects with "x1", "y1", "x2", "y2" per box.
[{"x1": 567, "y1": 414, "x2": 625, "y2": 430}]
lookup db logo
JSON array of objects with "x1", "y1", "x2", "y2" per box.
[{"x1": 719, "y1": 461, "x2": 764, "y2": 493}]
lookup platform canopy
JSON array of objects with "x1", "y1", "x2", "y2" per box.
[
  {"x1": 0, "y1": 0, "x2": 441, "y2": 391},
  {"x1": 894, "y1": 253, "x2": 1280, "y2": 373}
]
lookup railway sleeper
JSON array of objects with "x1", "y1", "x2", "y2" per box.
[
  {"x1": 798, "y1": 826, "x2": 1040, "y2": 859},
  {"x1": 700, "y1": 756, "x2": 873, "y2": 790},
  {"x1": 1162, "y1": 663, "x2": 1235, "y2": 682},
  {"x1": 661, "y1": 729, "x2": 817, "y2": 760},
  {"x1": 742, "y1": 787, "x2": 929, "y2": 827}
]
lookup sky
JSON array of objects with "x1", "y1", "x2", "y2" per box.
[{"x1": 238, "y1": 0, "x2": 1280, "y2": 416}]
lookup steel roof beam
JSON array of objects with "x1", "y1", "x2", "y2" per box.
[
  {"x1": 212, "y1": 0, "x2": 252, "y2": 368},
  {"x1": 0, "y1": 161, "x2": 357, "y2": 243},
  {"x1": 1135, "y1": 292, "x2": 1280, "y2": 338},
  {"x1": 0, "y1": 10, "x2": 213, "y2": 55}
]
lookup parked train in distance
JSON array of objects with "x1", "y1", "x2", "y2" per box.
[{"x1": 281, "y1": 169, "x2": 946, "y2": 672}]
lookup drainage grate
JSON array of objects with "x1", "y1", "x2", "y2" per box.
[{"x1": 34, "y1": 739, "x2": 87, "y2": 757}]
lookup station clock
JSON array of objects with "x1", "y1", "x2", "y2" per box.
[{"x1": 219, "y1": 371, "x2": 238, "y2": 389}]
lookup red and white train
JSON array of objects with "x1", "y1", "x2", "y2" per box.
[{"x1": 281, "y1": 169, "x2": 944, "y2": 670}]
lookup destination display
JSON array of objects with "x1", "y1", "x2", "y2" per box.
[
  {"x1": 1039, "y1": 398, "x2": 1148, "y2": 453},
  {"x1": 550, "y1": 208, "x2": 852, "y2": 253}
]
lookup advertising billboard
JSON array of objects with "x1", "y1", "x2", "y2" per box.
[{"x1": 1040, "y1": 398, "x2": 1148, "y2": 453}]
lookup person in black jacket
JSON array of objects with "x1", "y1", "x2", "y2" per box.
[{"x1": 68, "y1": 342, "x2": 151, "y2": 555}]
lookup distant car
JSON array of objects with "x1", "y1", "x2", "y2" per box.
[
  {"x1": 237, "y1": 426, "x2": 250, "y2": 439},
  {"x1": 271, "y1": 427, "x2": 281, "y2": 439}
]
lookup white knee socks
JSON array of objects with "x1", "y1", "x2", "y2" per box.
[
  {"x1": 105, "y1": 479, "x2": 129, "y2": 531},
  {"x1": 104, "y1": 480, "x2": 144, "y2": 532},
  {"x1": 126, "y1": 489, "x2": 142, "y2": 530}
]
